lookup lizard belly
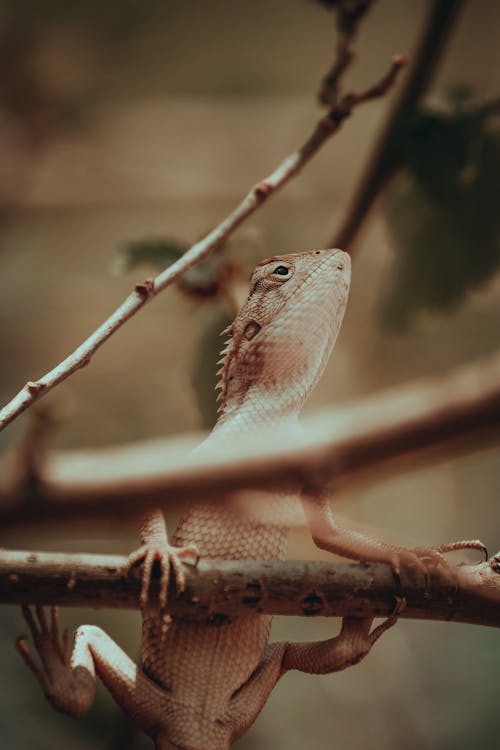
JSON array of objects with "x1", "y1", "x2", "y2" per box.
[
  {"x1": 142, "y1": 611, "x2": 273, "y2": 750},
  {"x1": 172, "y1": 498, "x2": 292, "y2": 561},
  {"x1": 141, "y1": 499, "x2": 289, "y2": 719},
  {"x1": 142, "y1": 494, "x2": 293, "y2": 747},
  {"x1": 161, "y1": 614, "x2": 272, "y2": 710},
  {"x1": 153, "y1": 613, "x2": 275, "y2": 750}
]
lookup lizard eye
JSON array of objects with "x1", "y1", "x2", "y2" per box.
[{"x1": 273, "y1": 265, "x2": 291, "y2": 277}]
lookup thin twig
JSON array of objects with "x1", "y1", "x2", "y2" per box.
[
  {"x1": 1, "y1": 549, "x2": 500, "y2": 627},
  {"x1": 330, "y1": 0, "x2": 464, "y2": 249},
  {"x1": 0, "y1": 56, "x2": 405, "y2": 435},
  {"x1": 318, "y1": 0, "x2": 375, "y2": 107},
  {"x1": 1, "y1": 348, "x2": 499, "y2": 528}
]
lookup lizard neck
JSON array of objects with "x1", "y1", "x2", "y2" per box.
[
  {"x1": 173, "y1": 392, "x2": 299, "y2": 562},
  {"x1": 213, "y1": 388, "x2": 303, "y2": 439}
]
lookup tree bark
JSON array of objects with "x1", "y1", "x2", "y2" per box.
[{"x1": 1, "y1": 549, "x2": 500, "y2": 628}]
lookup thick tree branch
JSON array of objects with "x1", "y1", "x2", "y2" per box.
[
  {"x1": 331, "y1": 0, "x2": 464, "y2": 249},
  {"x1": 1, "y1": 349, "x2": 499, "y2": 528},
  {"x1": 0, "y1": 56, "x2": 405, "y2": 434},
  {"x1": 1, "y1": 549, "x2": 500, "y2": 628}
]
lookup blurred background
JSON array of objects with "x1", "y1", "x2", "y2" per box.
[{"x1": 0, "y1": 0, "x2": 499, "y2": 748}]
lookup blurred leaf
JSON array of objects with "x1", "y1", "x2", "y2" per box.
[
  {"x1": 114, "y1": 238, "x2": 188, "y2": 274},
  {"x1": 115, "y1": 236, "x2": 239, "y2": 303},
  {"x1": 382, "y1": 94, "x2": 500, "y2": 330}
]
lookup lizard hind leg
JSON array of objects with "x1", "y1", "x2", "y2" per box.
[
  {"x1": 16, "y1": 605, "x2": 169, "y2": 739},
  {"x1": 17, "y1": 604, "x2": 96, "y2": 716},
  {"x1": 282, "y1": 598, "x2": 405, "y2": 675}
]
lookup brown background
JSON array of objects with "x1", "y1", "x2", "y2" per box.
[{"x1": 0, "y1": 1, "x2": 499, "y2": 748}]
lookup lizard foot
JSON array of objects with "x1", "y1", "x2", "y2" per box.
[
  {"x1": 16, "y1": 605, "x2": 94, "y2": 715},
  {"x1": 126, "y1": 541, "x2": 199, "y2": 610},
  {"x1": 369, "y1": 596, "x2": 406, "y2": 644},
  {"x1": 390, "y1": 546, "x2": 455, "y2": 585},
  {"x1": 390, "y1": 540, "x2": 486, "y2": 587}
]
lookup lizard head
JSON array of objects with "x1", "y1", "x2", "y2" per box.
[{"x1": 216, "y1": 248, "x2": 351, "y2": 420}]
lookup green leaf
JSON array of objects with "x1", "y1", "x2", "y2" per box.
[
  {"x1": 382, "y1": 96, "x2": 500, "y2": 330},
  {"x1": 113, "y1": 238, "x2": 188, "y2": 274}
]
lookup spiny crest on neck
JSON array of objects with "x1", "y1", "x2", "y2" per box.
[
  {"x1": 214, "y1": 253, "x2": 296, "y2": 415},
  {"x1": 215, "y1": 323, "x2": 235, "y2": 414}
]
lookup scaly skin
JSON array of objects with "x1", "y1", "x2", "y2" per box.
[{"x1": 17, "y1": 249, "x2": 486, "y2": 749}]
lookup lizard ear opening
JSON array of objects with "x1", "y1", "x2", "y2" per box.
[{"x1": 243, "y1": 321, "x2": 261, "y2": 340}]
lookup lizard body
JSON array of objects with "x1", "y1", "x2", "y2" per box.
[{"x1": 17, "y1": 248, "x2": 485, "y2": 749}]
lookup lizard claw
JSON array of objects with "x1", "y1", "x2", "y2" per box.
[
  {"x1": 390, "y1": 595, "x2": 407, "y2": 623},
  {"x1": 16, "y1": 606, "x2": 73, "y2": 705},
  {"x1": 390, "y1": 546, "x2": 454, "y2": 586},
  {"x1": 389, "y1": 541, "x2": 486, "y2": 587},
  {"x1": 126, "y1": 542, "x2": 199, "y2": 610},
  {"x1": 367, "y1": 596, "x2": 406, "y2": 646},
  {"x1": 390, "y1": 548, "x2": 434, "y2": 578}
]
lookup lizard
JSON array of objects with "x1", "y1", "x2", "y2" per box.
[{"x1": 16, "y1": 248, "x2": 487, "y2": 750}]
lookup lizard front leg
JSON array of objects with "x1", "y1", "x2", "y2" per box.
[
  {"x1": 127, "y1": 508, "x2": 199, "y2": 609},
  {"x1": 303, "y1": 487, "x2": 487, "y2": 577},
  {"x1": 227, "y1": 605, "x2": 404, "y2": 739},
  {"x1": 281, "y1": 602, "x2": 403, "y2": 674},
  {"x1": 16, "y1": 605, "x2": 168, "y2": 737}
]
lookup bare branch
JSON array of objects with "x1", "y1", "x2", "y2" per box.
[
  {"x1": 1, "y1": 348, "x2": 499, "y2": 528},
  {"x1": 0, "y1": 56, "x2": 405, "y2": 435},
  {"x1": 318, "y1": 0, "x2": 376, "y2": 107},
  {"x1": 331, "y1": 0, "x2": 465, "y2": 249},
  {"x1": 1, "y1": 549, "x2": 500, "y2": 628}
]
